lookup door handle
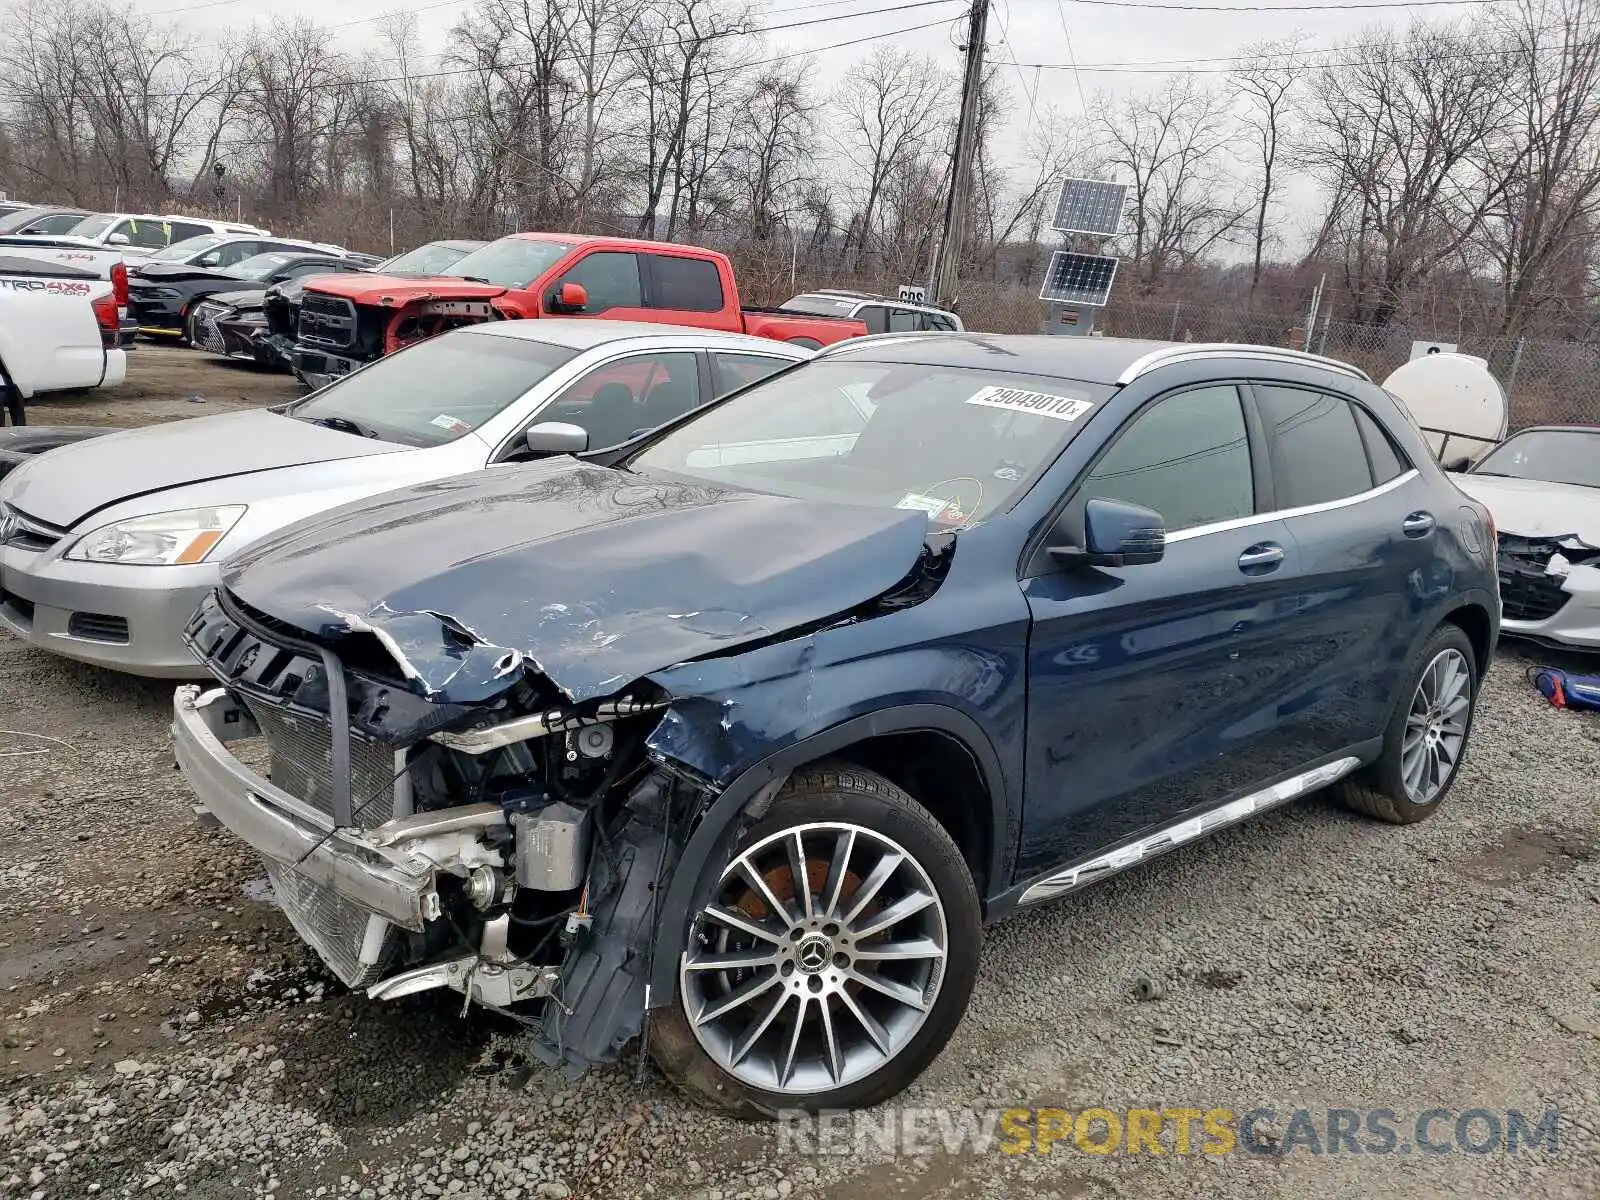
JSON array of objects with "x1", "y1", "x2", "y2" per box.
[
  {"x1": 1402, "y1": 511, "x2": 1436, "y2": 538},
  {"x1": 1238, "y1": 542, "x2": 1285, "y2": 573}
]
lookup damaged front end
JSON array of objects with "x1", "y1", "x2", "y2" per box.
[
  {"x1": 168, "y1": 461, "x2": 945, "y2": 1073},
  {"x1": 1497, "y1": 532, "x2": 1600, "y2": 624},
  {"x1": 172, "y1": 591, "x2": 699, "y2": 1072}
]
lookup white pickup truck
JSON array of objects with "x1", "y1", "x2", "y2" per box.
[{"x1": 0, "y1": 238, "x2": 129, "y2": 425}]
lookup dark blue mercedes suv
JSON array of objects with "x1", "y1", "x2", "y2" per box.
[{"x1": 173, "y1": 333, "x2": 1499, "y2": 1118}]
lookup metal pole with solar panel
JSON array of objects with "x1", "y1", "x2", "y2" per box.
[{"x1": 1039, "y1": 177, "x2": 1128, "y2": 337}]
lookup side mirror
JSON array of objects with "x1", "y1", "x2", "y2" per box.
[
  {"x1": 198, "y1": 253, "x2": 221, "y2": 267},
  {"x1": 107, "y1": 232, "x2": 131, "y2": 247},
  {"x1": 524, "y1": 421, "x2": 589, "y2": 457},
  {"x1": 549, "y1": 282, "x2": 588, "y2": 313},
  {"x1": 1051, "y1": 498, "x2": 1166, "y2": 568}
]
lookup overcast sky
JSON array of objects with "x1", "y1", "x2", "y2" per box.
[
  {"x1": 129, "y1": 0, "x2": 1496, "y2": 123},
  {"x1": 121, "y1": 0, "x2": 1495, "y2": 249}
]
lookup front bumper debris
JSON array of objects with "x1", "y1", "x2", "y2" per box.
[{"x1": 172, "y1": 684, "x2": 441, "y2": 933}]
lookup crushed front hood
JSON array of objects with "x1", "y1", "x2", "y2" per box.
[
  {"x1": 305, "y1": 273, "x2": 509, "y2": 307},
  {"x1": 1455, "y1": 473, "x2": 1600, "y2": 544},
  {"x1": 221, "y1": 459, "x2": 931, "y2": 704},
  {"x1": 207, "y1": 287, "x2": 267, "y2": 311},
  {"x1": 132, "y1": 263, "x2": 245, "y2": 285}
]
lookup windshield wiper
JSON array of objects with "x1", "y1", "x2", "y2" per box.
[
  {"x1": 302, "y1": 414, "x2": 378, "y2": 438},
  {"x1": 456, "y1": 275, "x2": 495, "y2": 284}
]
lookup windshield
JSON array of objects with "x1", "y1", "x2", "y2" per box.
[
  {"x1": 381, "y1": 241, "x2": 480, "y2": 276},
  {"x1": 1473, "y1": 429, "x2": 1600, "y2": 488},
  {"x1": 287, "y1": 330, "x2": 578, "y2": 447},
  {"x1": 781, "y1": 294, "x2": 859, "y2": 316},
  {"x1": 151, "y1": 234, "x2": 227, "y2": 262},
  {"x1": 67, "y1": 214, "x2": 116, "y2": 239},
  {"x1": 442, "y1": 237, "x2": 573, "y2": 288},
  {"x1": 629, "y1": 360, "x2": 1112, "y2": 528}
]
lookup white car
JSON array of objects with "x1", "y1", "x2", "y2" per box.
[
  {"x1": 1454, "y1": 424, "x2": 1600, "y2": 650},
  {"x1": 0, "y1": 321, "x2": 808, "y2": 676},
  {"x1": 58, "y1": 213, "x2": 272, "y2": 261}
]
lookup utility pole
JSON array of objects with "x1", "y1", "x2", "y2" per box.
[{"x1": 927, "y1": 0, "x2": 990, "y2": 311}]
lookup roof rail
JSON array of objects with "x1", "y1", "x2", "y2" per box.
[{"x1": 1115, "y1": 343, "x2": 1370, "y2": 386}]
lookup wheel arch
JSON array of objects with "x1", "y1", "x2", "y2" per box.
[{"x1": 648, "y1": 702, "x2": 1010, "y2": 1005}]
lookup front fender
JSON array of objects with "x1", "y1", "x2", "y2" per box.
[{"x1": 644, "y1": 700, "x2": 1011, "y2": 1007}]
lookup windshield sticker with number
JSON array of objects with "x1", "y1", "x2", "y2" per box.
[
  {"x1": 896, "y1": 493, "x2": 953, "y2": 516},
  {"x1": 430, "y1": 414, "x2": 471, "y2": 434},
  {"x1": 966, "y1": 385, "x2": 1094, "y2": 422}
]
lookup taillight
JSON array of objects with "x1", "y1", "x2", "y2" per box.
[
  {"x1": 92, "y1": 291, "x2": 118, "y2": 347},
  {"x1": 111, "y1": 261, "x2": 129, "y2": 310}
]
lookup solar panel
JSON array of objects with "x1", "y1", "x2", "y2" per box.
[
  {"x1": 1049, "y1": 178, "x2": 1128, "y2": 236},
  {"x1": 1038, "y1": 251, "x2": 1119, "y2": 306}
]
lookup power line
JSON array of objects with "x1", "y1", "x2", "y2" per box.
[{"x1": 1052, "y1": 0, "x2": 1090, "y2": 116}]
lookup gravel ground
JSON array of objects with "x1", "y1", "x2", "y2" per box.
[{"x1": 1, "y1": 349, "x2": 1598, "y2": 1200}]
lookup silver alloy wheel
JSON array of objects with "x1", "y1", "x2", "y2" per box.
[
  {"x1": 1402, "y1": 647, "x2": 1471, "y2": 804},
  {"x1": 679, "y1": 821, "x2": 949, "y2": 1096}
]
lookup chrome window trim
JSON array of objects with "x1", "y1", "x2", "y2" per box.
[
  {"x1": 1164, "y1": 468, "x2": 1419, "y2": 543},
  {"x1": 1116, "y1": 345, "x2": 1371, "y2": 386}
]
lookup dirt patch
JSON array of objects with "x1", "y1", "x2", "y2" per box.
[
  {"x1": 25, "y1": 341, "x2": 301, "y2": 430},
  {"x1": 1461, "y1": 825, "x2": 1599, "y2": 885}
]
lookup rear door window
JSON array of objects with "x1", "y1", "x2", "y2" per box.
[
  {"x1": 1255, "y1": 386, "x2": 1377, "y2": 508},
  {"x1": 858, "y1": 305, "x2": 889, "y2": 334},
  {"x1": 888, "y1": 308, "x2": 920, "y2": 332},
  {"x1": 648, "y1": 255, "x2": 725, "y2": 312}
]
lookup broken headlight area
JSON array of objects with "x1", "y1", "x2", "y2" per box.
[
  {"x1": 177, "y1": 588, "x2": 702, "y2": 1073},
  {"x1": 1496, "y1": 533, "x2": 1598, "y2": 622}
]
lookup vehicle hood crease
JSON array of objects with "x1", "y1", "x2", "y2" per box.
[{"x1": 219, "y1": 459, "x2": 932, "y2": 705}]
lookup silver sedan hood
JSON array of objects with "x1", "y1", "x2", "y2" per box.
[
  {"x1": 1454, "y1": 473, "x2": 1600, "y2": 544},
  {"x1": 2, "y1": 408, "x2": 407, "y2": 529}
]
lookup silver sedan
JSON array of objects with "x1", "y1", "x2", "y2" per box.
[{"x1": 0, "y1": 320, "x2": 810, "y2": 676}]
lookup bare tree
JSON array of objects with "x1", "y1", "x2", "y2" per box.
[
  {"x1": 1097, "y1": 77, "x2": 1247, "y2": 292},
  {"x1": 831, "y1": 48, "x2": 951, "y2": 269},
  {"x1": 234, "y1": 20, "x2": 353, "y2": 220},
  {"x1": 1234, "y1": 36, "x2": 1307, "y2": 296},
  {"x1": 728, "y1": 61, "x2": 815, "y2": 243},
  {"x1": 626, "y1": 0, "x2": 754, "y2": 238},
  {"x1": 1478, "y1": 0, "x2": 1600, "y2": 337},
  {"x1": 1295, "y1": 21, "x2": 1518, "y2": 325}
]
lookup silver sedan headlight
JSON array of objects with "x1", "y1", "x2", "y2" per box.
[{"x1": 65, "y1": 505, "x2": 246, "y2": 566}]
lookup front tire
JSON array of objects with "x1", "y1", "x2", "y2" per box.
[
  {"x1": 650, "y1": 763, "x2": 981, "y2": 1117},
  {"x1": 1336, "y1": 623, "x2": 1478, "y2": 824}
]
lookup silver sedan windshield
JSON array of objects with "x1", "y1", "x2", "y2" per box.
[{"x1": 288, "y1": 333, "x2": 577, "y2": 447}]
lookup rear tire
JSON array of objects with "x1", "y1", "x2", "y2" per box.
[
  {"x1": 1335, "y1": 623, "x2": 1478, "y2": 824},
  {"x1": 650, "y1": 763, "x2": 981, "y2": 1118}
]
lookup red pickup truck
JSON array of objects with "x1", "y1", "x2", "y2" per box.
[{"x1": 292, "y1": 233, "x2": 867, "y2": 388}]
